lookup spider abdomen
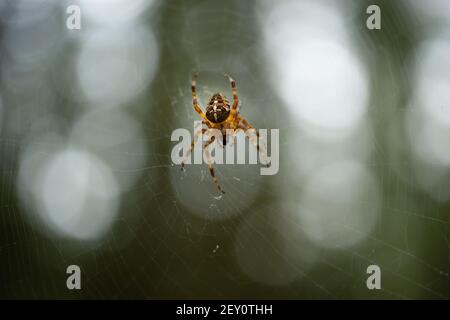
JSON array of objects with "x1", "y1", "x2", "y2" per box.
[{"x1": 206, "y1": 93, "x2": 230, "y2": 123}]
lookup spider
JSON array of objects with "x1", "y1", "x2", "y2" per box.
[{"x1": 181, "y1": 73, "x2": 266, "y2": 194}]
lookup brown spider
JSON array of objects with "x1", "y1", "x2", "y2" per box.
[{"x1": 181, "y1": 73, "x2": 264, "y2": 194}]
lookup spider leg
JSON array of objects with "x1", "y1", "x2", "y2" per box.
[
  {"x1": 238, "y1": 119, "x2": 270, "y2": 166},
  {"x1": 192, "y1": 73, "x2": 212, "y2": 124},
  {"x1": 227, "y1": 128, "x2": 244, "y2": 148},
  {"x1": 181, "y1": 126, "x2": 207, "y2": 170},
  {"x1": 224, "y1": 73, "x2": 239, "y2": 121},
  {"x1": 204, "y1": 135, "x2": 225, "y2": 194}
]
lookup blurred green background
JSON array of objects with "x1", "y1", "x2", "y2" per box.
[{"x1": 0, "y1": 0, "x2": 449, "y2": 299}]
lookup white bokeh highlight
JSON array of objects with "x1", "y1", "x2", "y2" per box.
[
  {"x1": 297, "y1": 160, "x2": 381, "y2": 248},
  {"x1": 261, "y1": 0, "x2": 368, "y2": 137},
  {"x1": 18, "y1": 141, "x2": 120, "y2": 240},
  {"x1": 77, "y1": 0, "x2": 156, "y2": 27},
  {"x1": 76, "y1": 26, "x2": 158, "y2": 108},
  {"x1": 70, "y1": 109, "x2": 148, "y2": 192},
  {"x1": 406, "y1": 34, "x2": 450, "y2": 201}
]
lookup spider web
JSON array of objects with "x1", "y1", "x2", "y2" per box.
[{"x1": 0, "y1": 0, "x2": 449, "y2": 299}]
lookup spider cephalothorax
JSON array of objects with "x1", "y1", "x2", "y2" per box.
[
  {"x1": 181, "y1": 73, "x2": 267, "y2": 194},
  {"x1": 205, "y1": 93, "x2": 230, "y2": 123}
]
